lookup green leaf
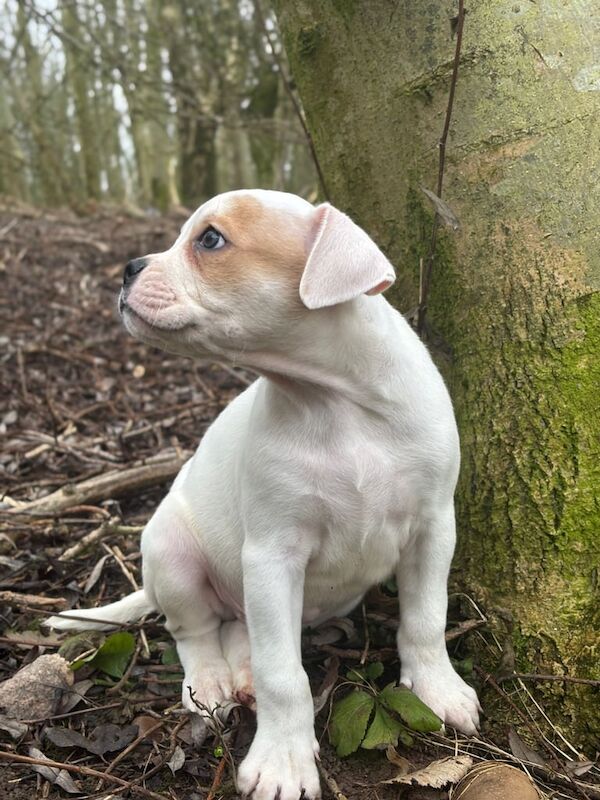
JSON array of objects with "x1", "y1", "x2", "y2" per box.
[
  {"x1": 329, "y1": 689, "x2": 375, "y2": 757},
  {"x1": 92, "y1": 632, "x2": 136, "y2": 678},
  {"x1": 161, "y1": 646, "x2": 180, "y2": 666},
  {"x1": 361, "y1": 704, "x2": 403, "y2": 750},
  {"x1": 71, "y1": 632, "x2": 136, "y2": 678},
  {"x1": 346, "y1": 666, "x2": 366, "y2": 682},
  {"x1": 366, "y1": 662, "x2": 384, "y2": 680},
  {"x1": 379, "y1": 683, "x2": 442, "y2": 732}
]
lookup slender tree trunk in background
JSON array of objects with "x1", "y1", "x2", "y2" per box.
[
  {"x1": 62, "y1": 4, "x2": 101, "y2": 201},
  {"x1": 165, "y1": 5, "x2": 218, "y2": 207},
  {"x1": 0, "y1": 80, "x2": 27, "y2": 200},
  {"x1": 274, "y1": 0, "x2": 599, "y2": 749},
  {"x1": 15, "y1": 2, "x2": 64, "y2": 205},
  {"x1": 144, "y1": 0, "x2": 178, "y2": 211}
]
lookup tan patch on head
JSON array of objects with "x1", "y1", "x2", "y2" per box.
[{"x1": 183, "y1": 195, "x2": 312, "y2": 289}]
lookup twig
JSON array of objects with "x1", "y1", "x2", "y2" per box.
[
  {"x1": 416, "y1": 0, "x2": 466, "y2": 335},
  {"x1": 474, "y1": 666, "x2": 559, "y2": 763},
  {"x1": 121, "y1": 716, "x2": 190, "y2": 791},
  {"x1": 318, "y1": 762, "x2": 349, "y2": 800},
  {"x1": 8, "y1": 449, "x2": 191, "y2": 515},
  {"x1": 0, "y1": 750, "x2": 165, "y2": 800},
  {"x1": 106, "y1": 643, "x2": 141, "y2": 695},
  {"x1": 207, "y1": 756, "x2": 228, "y2": 800},
  {"x1": 59, "y1": 521, "x2": 142, "y2": 561},
  {"x1": 500, "y1": 673, "x2": 600, "y2": 688},
  {"x1": 254, "y1": 0, "x2": 330, "y2": 201},
  {"x1": 102, "y1": 718, "x2": 165, "y2": 778},
  {"x1": 359, "y1": 602, "x2": 370, "y2": 666}
]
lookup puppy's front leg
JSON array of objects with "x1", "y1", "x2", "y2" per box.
[
  {"x1": 396, "y1": 503, "x2": 480, "y2": 734},
  {"x1": 237, "y1": 541, "x2": 320, "y2": 800}
]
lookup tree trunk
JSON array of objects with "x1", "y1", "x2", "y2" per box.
[
  {"x1": 62, "y1": 3, "x2": 101, "y2": 201},
  {"x1": 274, "y1": 0, "x2": 599, "y2": 750}
]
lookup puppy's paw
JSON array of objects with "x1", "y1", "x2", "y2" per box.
[
  {"x1": 401, "y1": 662, "x2": 481, "y2": 735},
  {"x1": 182, "y1": 660, "x2": 234, "y2": 718},
  {"x1": 237, "y1": 733, "x2": 320, "y2": 800}
]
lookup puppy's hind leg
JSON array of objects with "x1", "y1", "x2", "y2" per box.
[
  {"x1": 142, "y1": 497, "x2": 233, "y2": 717},
  {"x1": 221, "y1": 620, "x2": 254, "y2": 708}
]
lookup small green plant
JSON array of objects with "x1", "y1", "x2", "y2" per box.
[
  {"x1": 62, "y1": 631, "x2": 136, "y2": 679},
  {"x1": 329, "y1": 662, "x2": 442, "y2": 757}
]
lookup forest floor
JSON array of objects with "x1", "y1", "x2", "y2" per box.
[{"x1": 0, "y1": 203, "x2": 597, "y2": 800}]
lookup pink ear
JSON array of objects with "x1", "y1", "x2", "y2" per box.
[{"x1": 299, "y1": 204, "x2": 395, "y2": 310}]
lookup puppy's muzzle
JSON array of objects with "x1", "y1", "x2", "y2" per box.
[{"x1": 123, "y1": 257, "x2": 148, "y2": 288}]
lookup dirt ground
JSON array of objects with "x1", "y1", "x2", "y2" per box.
[{"x1": 0, "y1": 204, "x2": 597, "y2": 799}]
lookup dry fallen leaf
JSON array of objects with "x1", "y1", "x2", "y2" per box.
[
  {"x1": 0, "y1": 714, "x2": 28, "y2": 739},
  {"x1": 56, "y1": 679, "x2": 94, "y2": 715},
  {"x1": 421, "y1": 187, "x2": 460, "y2": 230},
  {"x1": 507, "y1": 727, "x2": 547, "y2": 767},
  {"x1": 382, "y1": 754, "x2": 473, "y2": 787},
  {"x1": 28, "y1": 746, "x2": 80, "y2": 794},
  {"x1": 133, "y1": 714, "x2": 165, "y2": 741},
  {"x1": 167, "y1": 745, "x2": 186, "y2": 774},
  {"x1": 45, "y1": 722, "x2": 138, "y2": 755},
  {"x1": 83, "y1": 554, "x2": 110, "y2": 594}
]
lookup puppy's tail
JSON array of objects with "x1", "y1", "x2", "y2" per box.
[{"x1": 45, "y1": 589, "x2": 156, "y2": 632}]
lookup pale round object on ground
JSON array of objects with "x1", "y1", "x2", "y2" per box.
[
  {"x1": 0, "y1": 654, "x2": 73, "y2": 721},
  {"x1": 453, "y1": 762, "x2": 540, "y2": 800}
]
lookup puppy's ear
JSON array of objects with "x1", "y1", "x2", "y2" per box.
[{"x1": 299, "y1": 203, "x2": 396, "y2": 310}]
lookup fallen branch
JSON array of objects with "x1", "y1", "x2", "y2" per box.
[
  {"x1": 7, "y1": 448, "x2": 191, "y2": 516},
  {"x1": 0, "y1": 591, "x2": 67, "y2": 610}
]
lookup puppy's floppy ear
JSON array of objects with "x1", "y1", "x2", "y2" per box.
[{"x1": 299, "y1": 203, "x2": 396, "y2": 310}]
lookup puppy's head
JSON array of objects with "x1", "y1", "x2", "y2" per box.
[{"x1": 119, "y1": 189, "x2": 395, "y2": 359}]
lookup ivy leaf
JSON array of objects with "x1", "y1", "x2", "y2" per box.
[
  {"x1": 379, "y1": 683, "x2": 442, "y2": 732},
  {"x1": 346, "y1": 666, "x2": 366, "y2": 682},
  {"x1": 71, "y1": 632, "x2": 136, "y2": 678},
  {"x1": 366, "y1": 662, "x2": 384, "y2": 680},
  {"x1": 92, "y1": 632, "x2": 136, "y2": 678},
  {"x1": 329, "y1": 689, "x2": 374, "y2": 757},
  {"x1": 361, "y1": 703, "x2": 403, "y2": 750}
]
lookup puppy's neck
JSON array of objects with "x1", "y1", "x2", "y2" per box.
[{"x1": 240, "y1": 296, "x2": 416, "y2": 406}]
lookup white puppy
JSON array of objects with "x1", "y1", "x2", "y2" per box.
[{"x1": 48, "y1": 190, "x2": 480, "y2": 800}]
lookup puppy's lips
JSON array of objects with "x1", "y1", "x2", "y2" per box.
[{"x1": 120, "y1": 302, "x2": 192, "y2": 334}]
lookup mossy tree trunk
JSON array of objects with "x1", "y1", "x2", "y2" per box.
[{"x1": 274, "y1": 0, "x2": 599, "y2": 750}]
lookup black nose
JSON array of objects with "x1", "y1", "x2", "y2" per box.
[{"x1": 123, "y1": 257, "x2": 148, "y2": 287}]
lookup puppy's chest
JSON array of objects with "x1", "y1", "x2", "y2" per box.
[{"x1": 248, "y1": 422, "x2": 414, "y2": 558}]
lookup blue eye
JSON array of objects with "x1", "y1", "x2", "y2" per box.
[{"x1": 197, "y1": 226, "x2": 226, "y2": 250}]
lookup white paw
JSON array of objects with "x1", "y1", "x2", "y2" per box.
[
  {"x1": 401, "y1": 660, "x2": 481, "y2": 735},
  {"x1": 237, "y1": 733, "x2": 321, "y2": 800},
  {"x1": 182, "y1": 659, "x2": 234, "y2": 718}
]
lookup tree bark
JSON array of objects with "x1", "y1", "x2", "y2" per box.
[{"x1": 274, "y1": 0, "x2": 600, "y2": 749}]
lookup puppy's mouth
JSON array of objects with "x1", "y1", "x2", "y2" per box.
[{"x1": 119, "y1": 293, "x2": 192, "y2": 334}]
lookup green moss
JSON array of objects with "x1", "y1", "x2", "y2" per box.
[{"x1": 297, "y1": 24, "x2": 323, "y2": 58}]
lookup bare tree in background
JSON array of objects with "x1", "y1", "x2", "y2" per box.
[{"x1": 0, "y1": 0, "x2": 317, "y2": 210}]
